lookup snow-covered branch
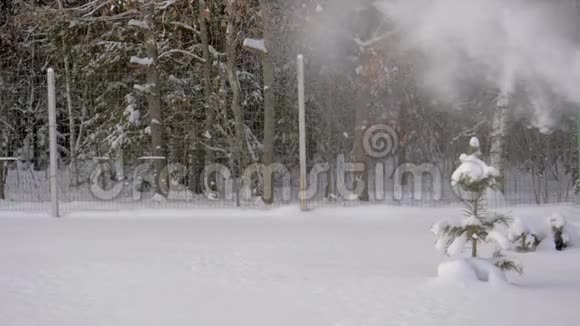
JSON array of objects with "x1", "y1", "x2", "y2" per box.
[
  {"x1": 157, "y1": 0, "x2": 177, "y2": 10},
  {"x1": 128, "y1": 19, "x2": 150, "y2": 30},
  {"x1": 133, "y1": 83, "x2": 155, "y2": 94},
  {"x1": 130, "y1": 56, "x2": 154, "y2": 66},
  {"x1": 158, "y1": 49, "x2": 206, "y2": 63},
  {"x1": 353, "y1": 29, "x2": 397, "y2": 48},
  {"x1": 243, "y1": 38, "x2": 267, "y2": 54},
  {"x1": 80, "y1": 9, "x2": 140, "y2": 22},
  {"x1": 450, "y1": 121, "x2": 487, "y2": 144},
  {"x1": 81, "y1": 0, "x2": 109, "y2": 18},
  {"x1": 169, "y1": 22, "x2": 200, "y2": 35}
]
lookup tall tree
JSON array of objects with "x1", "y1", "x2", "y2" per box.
[
  {"x1": 259, "y1": 0, "x2": 276, "y2": 204},
  {"x1": 142, "y1": 0, "x2": 166, "y2": 197},
  {"x1": 226, "y1": 0, "x2": 247, "y2": 172}
]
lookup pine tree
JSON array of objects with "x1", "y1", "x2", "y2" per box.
[{"x1": 433, "y1": 137, "x2": 522, "y2": 278}]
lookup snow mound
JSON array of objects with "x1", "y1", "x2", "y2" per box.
[
  {"x1": 437, "y1": 259, "x2": 479, "y2": 284},
  {"x1": 438, "y1": 259, "x2": 508, "y2": 286},
  {"x1": 469, "y1": 258, "x2": 508, "y2": 285}
]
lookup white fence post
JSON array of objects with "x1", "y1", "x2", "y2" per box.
[
  {"x1": 297, "y1": 54, "x2": 307, "y2": 211},
  {"x1": 47, "y1": 68, "x2": 60, "y2": 217}
]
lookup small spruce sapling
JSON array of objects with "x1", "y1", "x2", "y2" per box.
[
  {"x1": 507, "y1": 218, "x2": 544, "y2": 252},
  {"x1": 433, "y1": 137, "x2": 521, "y2": 275},
  {"x1": 549, "y1": 214, "x2": 575, "y2": 251}
]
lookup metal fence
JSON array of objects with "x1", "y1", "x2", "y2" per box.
[{"x1": 1, "y1": 65, "x2": 579, "y2": 216}]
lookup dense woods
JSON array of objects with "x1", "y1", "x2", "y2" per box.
[{"x1": 1, "y1": 0, "x2": 579, "y2": 206}]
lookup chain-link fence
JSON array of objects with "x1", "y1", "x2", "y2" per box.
[{"x1": 1, "y1": 67, "x2": 579, "y2": 215}]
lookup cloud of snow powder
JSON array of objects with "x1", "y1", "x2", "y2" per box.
[{"x1": 376, "y1": 0, "x2": 580, "y2": 130}]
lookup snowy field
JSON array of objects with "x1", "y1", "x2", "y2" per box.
[{"x1": 1, "y1": 205, "x2": 579, "y2": 326}]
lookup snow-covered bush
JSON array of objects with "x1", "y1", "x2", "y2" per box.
[
  {"x1": 433, "y1": 137, "x2": 521, "y2": 283},
  {"x1": 507, "y1": 218, "x2": 545, "y2": 252},
  {"x1": 548, "y1": 214, "x2": 577, "y2": 251}
]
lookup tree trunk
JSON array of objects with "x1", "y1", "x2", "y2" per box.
[
  {"x1": 144, "y1": 2, "x2": 166, "y2": 196},
  {"x1": 259, "y1": 0, "x2": 276, "y2": 204},
  {"x1": 196, "y1": 0, "x2": 212, "y2": 194},
  {"x1": 0, "y1": 162, "x2": 5, "y2": 200},
  {"x1": 352, "y1": 8, "x2": 377, "y2": 202},
  {"x1": 64, "y1": 55, "x2": 78, "y2": 187},
  {"x1": 0, "y1": 0, "x2": 11, "y2": 26},
  {"x1": 225, "y1": 1, "x2": 247, "y2": 174},
  {"x1": 490, "y1": 91, "x2": 508, "y2": 177},
  {"x1": 353, "y1": 85, "x2": 370, "y2": 201},
  {"x1": 397, "y1": 94, "x2": 410, "y2": 186},
  {"x1": 57, "y1": 0, "x2": 78, "y2": 187},
  {"x1": 325, "y1": 76, "x2": 336, "y2": 199},
  {"x1": 199, "y1": 0, "x2": 212, "y2": 127}
]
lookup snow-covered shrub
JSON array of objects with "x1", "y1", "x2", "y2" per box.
[
  {"x1": 433, "y1": 137, "x2": 521, "y2": 282},
  {"x1": 548, "y1": 214, "x2": 576, "y2": 251},
  {"x1": 431, "y1": 220, "x2": 454, "y2": 253},
  {"x1": 507, "y1": 218, "x2": 545, "y2": 252}
]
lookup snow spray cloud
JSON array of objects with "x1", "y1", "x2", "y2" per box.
[{"x1": 376, "y1": 0, "x2": 580, "y2": 130}]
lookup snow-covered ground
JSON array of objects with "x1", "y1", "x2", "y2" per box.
[{"x1": 0, "y1": 205, "x2": 579, "y2": 326}]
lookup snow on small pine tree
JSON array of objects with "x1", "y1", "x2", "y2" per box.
[
  {"x1": 548, "y1": 214, "x2": 578, "y2": 251},
  {"x1": 433, "y1": 137, "x2": 522, "y2": 283},
  {"x1": 507, "y1": 218, "x2": 545, "y2": 252}
]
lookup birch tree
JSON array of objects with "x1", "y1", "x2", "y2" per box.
[
  {"x1": 490, "y1": 91, "x2": 509, "y2": 177},
  {"x1": 490, "y1": 66, "x2": 514, "y2": 184}
]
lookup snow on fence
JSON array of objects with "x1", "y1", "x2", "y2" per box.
[{"x1": 0, "y1": 66, "x2": 579, "y2": 216}]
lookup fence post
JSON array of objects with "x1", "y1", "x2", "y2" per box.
[
  {"x1": 47, "y1": 68, "x2": 60, "y2": 217},
  {"x1": 297, "y1": 54, "x2": 307, "y2": 211}
]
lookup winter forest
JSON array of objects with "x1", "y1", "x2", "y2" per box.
[
  {"x1": 4, "y1": 1, "x2": 580, "y2": 324},
  {"x1": 2, "y1": 0, "x2": 580, "y2": 208}
]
